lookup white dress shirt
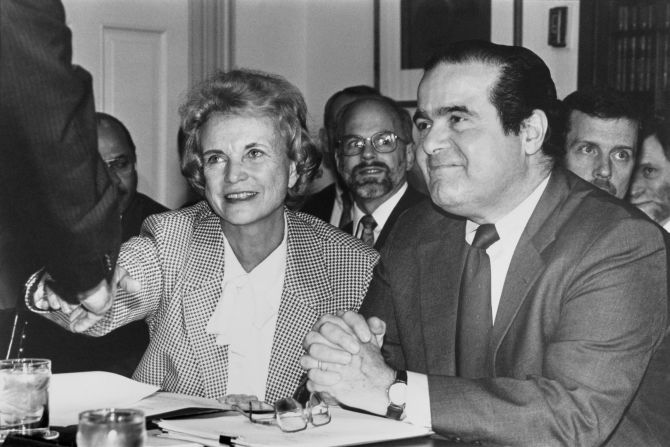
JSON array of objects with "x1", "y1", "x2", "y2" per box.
[
  {"x1": 404, "y1": 175, "x2": 550, "y2": 427},
  {"x1": 205, "y1": 221, "x2": 287, "y2": 401},
  {"x1": 352, "y1": 182, "x2": 408, "y2": 244},
  {"x1": 663, "y1": 220, "x2": 670, "y2": 233},
  {"x1": 328, "y1": 184, "x2": 345, "y2": 227}
]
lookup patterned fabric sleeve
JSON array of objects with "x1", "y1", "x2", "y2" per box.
[{"x1": 84, "y1": 215, "x2": 167, "y2": 336}]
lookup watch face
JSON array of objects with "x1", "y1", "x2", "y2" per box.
[{"x1": 388, "y1": 382, "x2": 407, "y2": 405}]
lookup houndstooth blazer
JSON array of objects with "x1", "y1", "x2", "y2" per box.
[{"x1": 85, "y1": 201, "x2": 379, "y2": 402}]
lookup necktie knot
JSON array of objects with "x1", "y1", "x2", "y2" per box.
[
  {"x1": 472, "y1": 224, "x2": 499, "y2": 250},
  {"x1": 359, "y1": 214, "x2": 377, "y2": 247},
  {"x1": 360, "y1": 214, "x2": 377, "y2": 231}
]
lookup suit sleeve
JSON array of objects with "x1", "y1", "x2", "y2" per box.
[
  {"x1": 0, "y1": 0, "x2": 120, "y2": 300},
  {"x1": 433, "y1": 219, "x2": 666, "y2": 446},
  {"x1": 360, "y1": 251, "x2": 406, "y2": 371}
]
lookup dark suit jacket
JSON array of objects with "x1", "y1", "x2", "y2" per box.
[
  {"x1": 301, "y1": 183, "x2": 337, "y2": 223},
  {"x1": 0, "y1": 0, "x2": 120, "y2": 309},
  {"x1": 360, "y1": 168, "x2": 668, "y2": 446},
  {"x1": 121, "y1": 192, "x2": 169, "y2": 242},
  {"x1": 373, "y1": 185, "x2": 427, "y2": 250}
]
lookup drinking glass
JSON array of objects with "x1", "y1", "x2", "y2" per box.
[
  {"x1": 77, "y1": 408, "x2": 146, "y2": 447},
  {"x1": 0, "y1": 358, "x2": 52, "y2": 441}
]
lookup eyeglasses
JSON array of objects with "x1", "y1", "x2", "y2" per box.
[
  {"x1": 104, "y1": 156, "x2": 134, "y2": 173},
  {"x1": 337, "y1": 131, "x2": 408, "y2": 156},
  {"x1": 232, "y1": 392, "x2": 331, "y2": 433}
]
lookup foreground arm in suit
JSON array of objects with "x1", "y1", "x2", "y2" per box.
[
  {"x1": 33, "y1": 210, "x2": 171, "y2": 335},
  {"x1": 306, "y1": 212, "x2": 667, "y2": 446},
  {"x1": 1, "y1": 0, "x2": 120, "y2": 302}
]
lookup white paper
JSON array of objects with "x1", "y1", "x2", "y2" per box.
[
  {"x1": 157, "y1": 406, "x2": 433, "y2": 447},
  {"x1": 132, "y1": 391, "x2": 225, "y2": 417},
  {"x1": 49, "y1": 371, "x2": 159, "y2": 426}
]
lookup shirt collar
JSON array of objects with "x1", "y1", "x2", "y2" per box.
[
  {"x1": 352, "y1": 182, "x2": 408, "y2": 232},
  {"x1": 465, "y1": 174, "x2": 551, "y2": 245}
]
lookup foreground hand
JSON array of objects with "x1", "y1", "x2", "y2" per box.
[
  {"x1": 302, "y1": 339, "x2": 394, "y2": 415},
  {"x1": 300, "y1": 311, "x2": 392, "y2": 414},
  {"x1": 34, "y1": 265, "x2": 140, "y2": 332},
  {"x1": 302, "y1": 311, "x2": 387, "y2": 366}
]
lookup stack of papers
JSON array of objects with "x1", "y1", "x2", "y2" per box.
[
  {"x1": 49, "y1": 371, "x2": 159, "y2": 426},
  {"x1": 156, "y1": 406, "x2": 432, "y2": 447},
  {"x1": 48, "y1": 371, "x2": 432, "y2": 446}
]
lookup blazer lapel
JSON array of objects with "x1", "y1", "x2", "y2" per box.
[
  {"x1": 375, "y1": 185, "x2": 424, "y2": 249},
  {"x1": 264, "y1": 210, "x2": 334, "y2": 402},
  {"x1": 181, "y1": 208, "x2": 229, "y2": 398},
  {"x1": 420, "y1": 210, "x2": 466, "y2": 375},
  {"x1": 491, "y1": 171, "x2": 572, "y2": 358}
]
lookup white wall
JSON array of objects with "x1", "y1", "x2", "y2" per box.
[
  {"x1": 232, "y1": 0, "x2": 374, "y2": 135},
  {"x1": 232, "y1": 0, "x2": 579, "y2": 128},
  {"x1": 523, "y1": 0, "x2": 580, "y2": 99}
]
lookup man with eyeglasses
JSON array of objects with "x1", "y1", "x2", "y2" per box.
[
  {"x1": 96, "y1": 112, "x2": 168, "y2": 241},
  {"x1": 333, "y1": 96, "x2": 426, "y2": 249}
]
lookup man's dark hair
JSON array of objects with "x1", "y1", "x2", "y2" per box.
[
  {"x1": 641, "y1": 116, "x2": 670, "y2": 160},
  {"x1": 95, "y1": 112, "x2": 136, "y2": 159},
  {"x1": 424, "y1": 40, "x2": 564, "y2": 163},
  {"x1": 563, "y1": 87, "x2": 641, "y2": 135},
  {"x1": 324, "y1": 85, "x2": 380, "y2": 130}
]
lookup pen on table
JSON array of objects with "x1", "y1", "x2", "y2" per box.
[{"x1": 156, "y1": 430, "x2": 246, "y2": 446}]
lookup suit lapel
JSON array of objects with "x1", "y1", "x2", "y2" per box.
[
  {"x1": 491, "y1": 171, "x2": 572, "y2": 358},
  {"x1": 420, "y1": 210, "x2": 466, "y2": 375},
  {"x1": 181, "y1": 207, "x2": 229, "y2": 398},
  {"x1": 264, "y1": 210, "x2": 334, "y2": 402},
  {"x1": 375, "y1": 185, "x2": 424, "y2": 249}
]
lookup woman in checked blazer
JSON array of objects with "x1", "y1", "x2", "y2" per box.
[{"x1": 29, "y1": 69, "x2": 378, "y2": 404}]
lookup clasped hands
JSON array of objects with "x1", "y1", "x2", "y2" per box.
[
  {"x1": 32, "y1": 266, "x2": 140, "y2": 332},
  {"x1": 300, "y1": 310, "x2": 395, "y2": 416}
]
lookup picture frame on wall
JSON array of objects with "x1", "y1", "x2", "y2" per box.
[{"x1": 373, "y1": 0, "x2": 498, "y2": 107}]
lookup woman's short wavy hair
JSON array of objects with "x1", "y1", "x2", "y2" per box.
[{"x1": 179, "y1": 69, "x2": 320, "y2": 207}]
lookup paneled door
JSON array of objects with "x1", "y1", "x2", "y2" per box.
[{"x1": 62, "y1": 0, "x2": 191, "y2": 209}]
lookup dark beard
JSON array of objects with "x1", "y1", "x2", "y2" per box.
[{"x1": 352, "y1": 176, "x2": 393, "y2": 199}]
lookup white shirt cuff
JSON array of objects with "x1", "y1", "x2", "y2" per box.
[{"x1": 404, "y1": 371, "x2": 432, "y2": 427}]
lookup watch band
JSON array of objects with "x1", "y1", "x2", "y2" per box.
[{"x1": 386, "y1": 369, "x2": 408, "y2": 420}]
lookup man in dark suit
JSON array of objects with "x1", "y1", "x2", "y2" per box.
[
  {"x1": 301, "y1": 85, "x2": 379, "y2": 226},
  {"x1": 0, "y1": 0, "x2": 121, "y2": 348},
  {"x1": 331, "y1": 96, "x2": 426, "y2": 249},
  {"x1": 301, "y1": 41, "x2": 668, "y2": 446},
  {"x1": 9, "y1": 113, "x2": 169, "y2": 376}
]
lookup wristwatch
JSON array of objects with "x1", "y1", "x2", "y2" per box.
[{"x1": 386, "y1": 369, "x2": 407, "y2": 420}]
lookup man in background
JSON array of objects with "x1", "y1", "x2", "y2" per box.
[
  {"x1": 562, "y1": 87, "x2": 640, "y2": 199},
  {"x1": 96, "y1": 112, "x2": 168, "y2": 240},
  {"x1": 333, "y1": 96, "x2": 425, "y2": 249},
  {"x1": 629, "y1": 117, "x2": 670, "y2": 231},
  {"x1": 301, "y1": 85, "x2": 379, "y2": 227}
]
